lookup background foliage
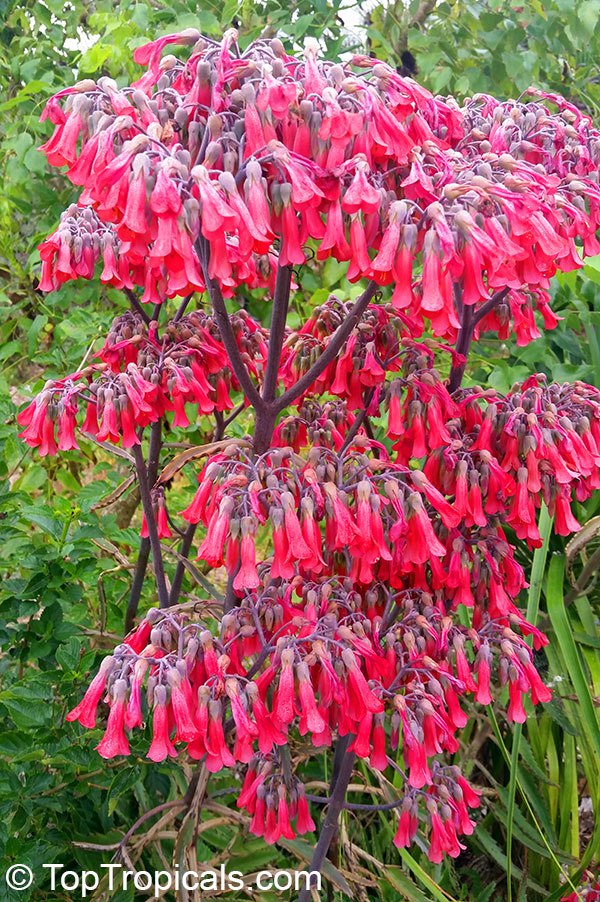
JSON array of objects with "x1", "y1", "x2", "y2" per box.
[{"x1": 1, "y1": 1, "x2": 599, "y2": 899}]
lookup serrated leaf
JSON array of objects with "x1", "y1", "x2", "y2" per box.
[
  {"x1": 107, "y1": 768, "x2": 142, "y2": 817},
  {"x1": 0, "y1": 684, "x2": 53, "y2": 728},
  {"x1": 55, "y1": 637, "x2": 82, "y2": 672}
]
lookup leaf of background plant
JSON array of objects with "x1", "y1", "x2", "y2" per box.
[{"x1": 382, "y1": 866, "x2": 438, "y2": 902}]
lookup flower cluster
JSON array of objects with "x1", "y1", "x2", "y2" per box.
[
  {"x1": 237, "y1": 756, "x2": 316, "y2": 844},
  {"x1": 182, "y1": 443, "x2": 465, "y2": 589},
  {"x1": 37, "y1": 33, "x2": 600, "y2": 343},
  {"x1": 561, "y1": 868, "x2": 600, "y2": 902},
  {"x1": 29, "y1": 26, "x2": 600, "y2": 881},
  {"x1": 67, "y1": 562, "x2": 555, "y2": 860},
  {"x1": 38, "y1": 205, "x2": 124, "y2": 292},
  {"x1": 280, "y1": 297, "x2": 408, "y2": 407},
  {"x1": 272, "y1": 398, "x2": 355, "y2": 451},
  {"x1": 383, "y1": 343, "x2": 459, "y2": 452},
  {"x1": 414, "y1": 375, "x2": 600, "y2": 546},
  {"x1": 392, "y1": 764, "x2": 481, "y2": 861},
  {"x1": 17, "y1": 309, "x2": 268, "y2": 452}
]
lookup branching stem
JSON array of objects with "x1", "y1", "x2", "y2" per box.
[
  {"x1": 298, "y1": 735, "x2": 355, "y2": 902},
  {"x1": 196, "y1": 237, "x2": 264, "y2": 410},
  {"x1": 173, "y1": 292, "x2": 195, "y2": 323},
  {"x1": 448, "y1": 287, "x2": 509, "y2": 392},
  {"x1": 339, "y1": 389, "x2": 375, "y2": 453},
  {"x1": 125, "y1": 422, "x2": 164, "y2": 625},
  {"x1": 262, "y1": 263, "x2": 293, "y2": 402},
  {"x1": 168, "y1": 523, "x2": 198, "y2": 607},
  {"x1": 276, "y1": 281, "x2": 378, "y2": 411},
  {"x1": 132, "y1": 444, "x2": 170, "y2": 609},
  {"x1": 124, "y1": 288, "x2": 151, "y2": 325},
  {"x1": 125, "y1": 538, "x2": 151, "y2": 633}
]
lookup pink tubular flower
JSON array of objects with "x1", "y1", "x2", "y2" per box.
[
  {"x1": 249, "y1": 785, "x2": 267, "y2": 837},
  {"x1": 507, "y1": 677, "x2": 527, "y2": 724},
  {"x1": 263, "y1": 795, "x2": 280, "y2": 844},
  {"x1": 276, "y1": 184, "x2": 305, "y2": 266},
  {"x1": 457, "y1": 775, "x2": 481, "y2": 809},
  {"x1": 205, "y1": 700, "x2": 236, "y2": 772},
  {"x1": 274, "y1": 648, "x2": 296, "y2": 728},
  {"x1": 233, "y1": 516, "x2": 260, "y2": 592},
  {"x1": 96, "y1": 680, "x2": 130, "y2": 759},
  {"x1": 246, "y1": 684, "x2": 287, "y2": 753},
  {"x1": 295, "y1": 785, "x2": 316, "y2": 834},
  {"x1": 197, "y1": 496, "x2": 234, "y2": 566},
  {"x1": 276, "y1": 785, "x2": 296, "y2": 841},
  {"x1": 350, "y1": 711, "x2": 373, "y2": 758},
  {"x1": 370, "y1": 713, "x2": 388, "y2": 771},
  {"x1": 404, "y1": 492, "x2": 447, "y2": 563},
  {"x1": 297, "y1": 663, "x2": 326, "y2": 735},
  {"x1": 342, "y1": 648, "x2": 383, "y2": 720},
  {"x1": 270, "y1": 508, "x2": 295, "y2": 579},
  {"x1": 168, "y1": 669, "x2": 200, "y2": 743},
  {"x1": 280, "y1": 492, "x2": 312, "y2": 562},
  {"x1": 147, "y1": 686, "x2": 178, "y2": 762},
  {"x1": 393, "y1": 800, "x2": 418, "y2": 848},
  {"x1": 237, "y1": 760, "x2": 264, "y2": 813},
  {"x1": 125, "y1": 661, "x2": 146, "y2": 729},
  {"x1": 66, "y1": 656, "x2": 115, "y2": 729},
  {"x1": 474, "y1": 643, "x2": 493, "y2": 706},
  {"x1": 226, "y1": 678, "x2": 259, "y2": 746},
  {"x1": 427, "y1": 806, "x2": 462, "y2": 863},
  {"x1": 124, "y1": 619, "x2": 153, "y2": 654}
]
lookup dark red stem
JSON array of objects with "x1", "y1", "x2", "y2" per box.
[
  {"x1": 298, "y1": 735, "x2": 355, "y2": 902},
  {"x1": 252, "y1": 406, "x2": 278, "y2": 455},
  {"x1": 339, "y1": 389, "x2": 375, "y2": 453},
  {"x1": 124, "y1": 288, "x2": 151, "y2": 325},
  {"x1": 473, "y1": 286, "x2": 509, "y2": 326},
  {"x1": 448, "y1": 287, "x2": 509, "y2": 393},
  {"x1": 173, "y1": 292, "x2": 195, "y2": 323},
  {"x1": 168, "y1": 523, "x2": 198, "y2": 607},
  {"x1": 125, "y1": 420, "x2": 164, "y2": 627},
  {"x1": 252, "y1": 264, "x2": 293, "y2": 453},
  {"x1": 448, "y1": 299, "x2": 474, "y2": 393},
  {"x1": 306, "y1": 794, "x2": 407, "y2": 812},
  {"x1": 132, "y1": 443, "x2": 170, "y2": 609},
  {"x1": 196, "y1": 237, "x2": 264, "y2": 411},
  {"x1": 275, "y1": 281, "x2": 378, "y2": 412},
  {"x1": 263, "y1": 263, "x2": 293, "y2": 403},
  {"x1": 125, "y1": 538, "x2": 151, "y2": 632}
]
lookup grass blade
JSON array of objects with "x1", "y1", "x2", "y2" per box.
[
  {"x1": 545, "y1": 554, "x2": 600, "y2": 893},
  {"x1": 506, "y1": 504, "x2": 553, "y2": 902},
  {"x1": 397, "y1": 849, "x2": 458, "y2": 902}
]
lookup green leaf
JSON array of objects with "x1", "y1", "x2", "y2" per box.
[
  {"x1": 55, "y1": 637, "x2": 82, "y2": 672},
  {"x1": 278, "y1": 838, "x2": 352, "y2": 896},
  {"x1": 0, "y1": 683, "x2": 53, "y2": 728},
  {"x1": 544, "y1": 698, "x2": 579, "y2": 736},
  {"x1": 107, "y1": 768, "x2": 142, "y2": 817},
  {"x1": 506, "y1": 504, "x2": 552, "y2": 902},
  {"x1": 546, "y1": 555, "x2": 600, "y2": 795},
  {"x1": 382, "y1": 866, "x2": 435, "y2": 902},
  {"x1": 14, "y1": 465, "x2": 46, "y2": 492},
  {"x1": 473, "y1": 825, "x2": 549, "y2": 895},
  {"x1": 396, "y1": 849, "x2": 458, "y2": 902}
]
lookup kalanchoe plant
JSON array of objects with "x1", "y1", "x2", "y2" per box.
[{"x1": 20, "y1": 27, "x2": 600, "y2": 888}]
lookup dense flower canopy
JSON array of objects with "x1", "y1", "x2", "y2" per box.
[
  {"x1": 22, "y1": 29, "x2": 600, "y2": 871},
  {"x1": 37, "y1": 30, "x2": 600, "y2": 341}
]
